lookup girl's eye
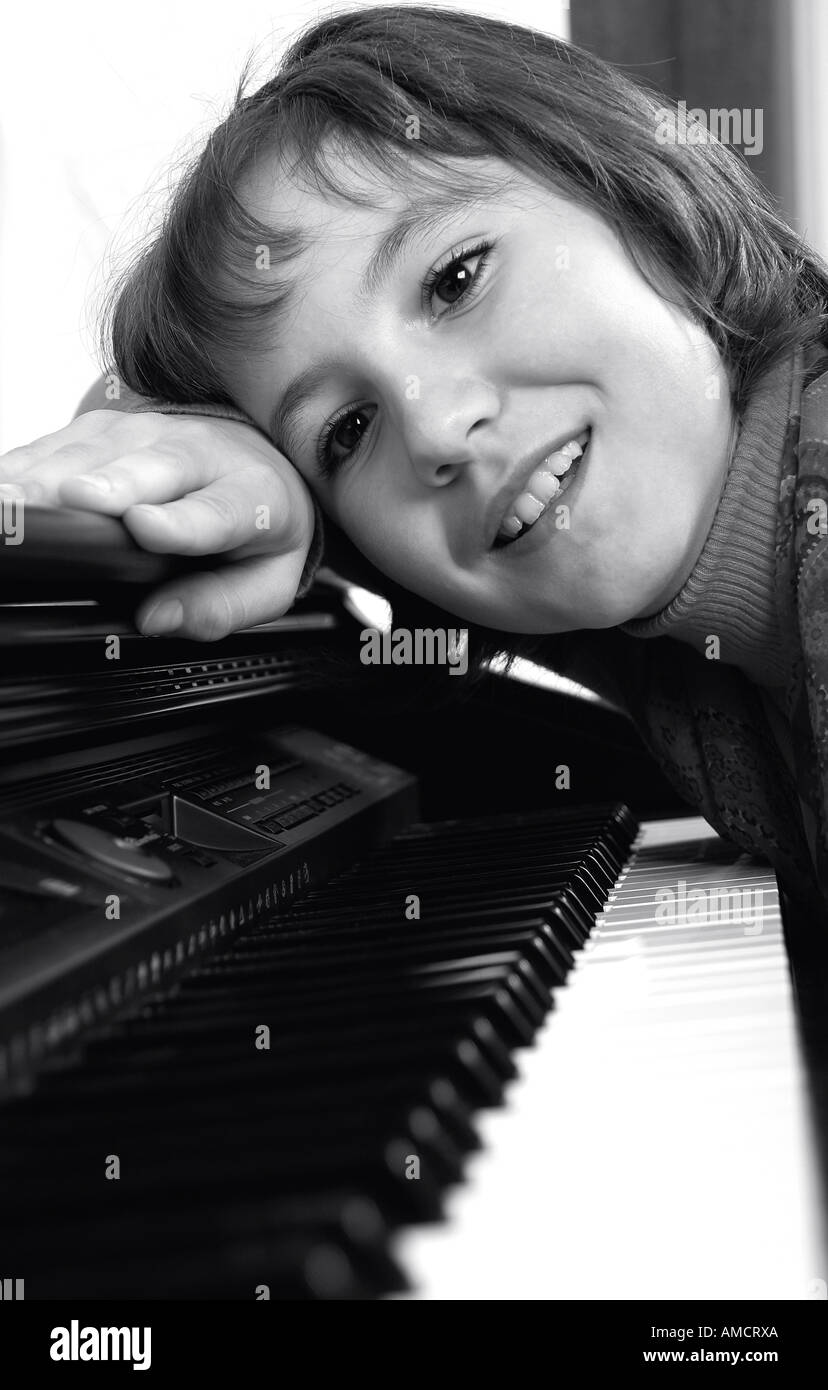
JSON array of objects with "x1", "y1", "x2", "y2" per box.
[
  {"x1": 317, "y1": 404, "x2": 377, "y2": 478},
  {"x1": 316, "y1": 240, "x2": 493, "y2": 477},
  {"x1": 422, "y1": 240, "x2": 492, "y2": 316}
]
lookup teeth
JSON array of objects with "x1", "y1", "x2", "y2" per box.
[
  {"x1": 497, "y1": 434, "x2": 587, "y2": 542},
  {"x1": 523, "y1": 469, "x2": 564, "y2": 504},
  {"x1": 514, "y1": 491, "x2": 548, "y2": 526},
  {"x1": 549, "y1": 438, "x2": 585, "y2": 473}
]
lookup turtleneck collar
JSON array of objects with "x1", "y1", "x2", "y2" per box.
[{"x1": 617, "y1": 350, "x2": 801, "y2": 688}]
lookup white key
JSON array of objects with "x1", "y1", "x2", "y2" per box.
[{"x1": 389, "y1": 817, "x2": 827, "y2": 1299}]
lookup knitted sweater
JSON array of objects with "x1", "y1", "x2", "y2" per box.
[
  {"x1": 610, "y1": 350, "x2": 828, "y2": 897},
  {"x1": 551, "y1": 343, "x2": 828, "y2": 924}
]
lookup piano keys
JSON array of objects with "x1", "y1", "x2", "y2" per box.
[
  {"x1": 0, "y1": 768, "x2": 634, "y2": 1297},
  {"x1": 0, "y1": 760, "x2": 825, "y2": 1298},
  {"x1": 393, "y1": 816, "x2": 828, "y2": 1299}
]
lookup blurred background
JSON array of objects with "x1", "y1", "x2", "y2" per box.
[{"x1": 0, "y1": 0, "x2": 825, "y2": 453}]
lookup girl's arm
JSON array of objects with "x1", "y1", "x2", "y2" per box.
[
  {"x1": 0, "y1": 385, "x2": 323, "y2": 638},
  {"x1": 74, "y1": 375, "x2": 261, "y2": 431},
  {"x1": 71, "y1": 374, "x2": 326, "y2": 600}
]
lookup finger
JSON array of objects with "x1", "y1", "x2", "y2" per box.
[
  {"x1": 58, "y1": 449, "x2": 226, "y2": 512},
  {"x1": 0, "y1": 413, "x2": 122, "y2": 478},
  {"x1": 123, "y1": 466, "x2": 293, "y2": 556},
  {"x1": 0, "y1": 476, "x2": 62, "y2": 505},
  {"x1": 0, "y1": 441, "x2": 62, "y2": 480},
  {"x1": 0, "y1": 440, "x2": 104, "y2": 489},
  {"x1": 0, "y1": 415, "x2": 110, "y2": 470},
  {"x1": 2, "y1": 437, "x2": 219, "y2": 508},
  {"x1": 134, "y1": 549, "x2": 307, "y2": 640}
]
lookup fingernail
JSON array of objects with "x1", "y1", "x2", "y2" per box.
[
  {"x1": 76, "y1": 474, "x2": 111, "y2": 493},
  {"x1": 140, "y1": 599, "x2": 183, "y2": 635}
]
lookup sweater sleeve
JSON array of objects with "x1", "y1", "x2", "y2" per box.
[{"x1": 111, "y1": 393, "x2": 327, "y2": 601}]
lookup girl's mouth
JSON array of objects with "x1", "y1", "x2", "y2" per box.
[{"x1": 492, "y1": 429, "x2": 591, "y2": 549}]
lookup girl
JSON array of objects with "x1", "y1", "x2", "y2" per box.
[{"x1": 4, "y1": 5, "x2": 828, "y2": 926}]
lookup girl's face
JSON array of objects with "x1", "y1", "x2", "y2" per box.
[{"x1": 228, "y1": 150, "x2": 736, "y2": 632}]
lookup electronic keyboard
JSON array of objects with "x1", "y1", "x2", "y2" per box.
[
  {"x1": 1, "y1": 510, "x2": 826, "y2": 1300},
  {"x1": 0, "y1": 725, "x2": 825, "y2": 1297}
]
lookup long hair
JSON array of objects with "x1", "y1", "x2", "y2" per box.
[{"x1": 101, "y1": 5, "x2": 828, "y2": 701}]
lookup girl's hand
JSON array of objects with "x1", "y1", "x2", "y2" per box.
[{"x1": 0, "y1": 409, "x2": 316, "y2": 639}]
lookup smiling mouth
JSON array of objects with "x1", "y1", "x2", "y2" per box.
[{"x1": 492, "y1": 429, "x2": 591, "y2": 549}]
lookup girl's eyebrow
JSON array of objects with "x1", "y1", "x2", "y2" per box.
[
  {"x1": 356, "y1": 189, "x2": 490, "y2": 302},
  {"x1": 270, "y1": 188, "x2": 490, "y2": 455},
  {"x1": 271, "y1": 354, "x2": 343, "y2": 459}
]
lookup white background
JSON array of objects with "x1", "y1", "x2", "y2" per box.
[{"x1": 0, "y1": 0, "x2": 569, "y2": 452}]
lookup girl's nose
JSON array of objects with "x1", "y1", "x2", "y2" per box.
[{"x1": 400, "y1": 376, "x2": 500, "y2": 487}]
